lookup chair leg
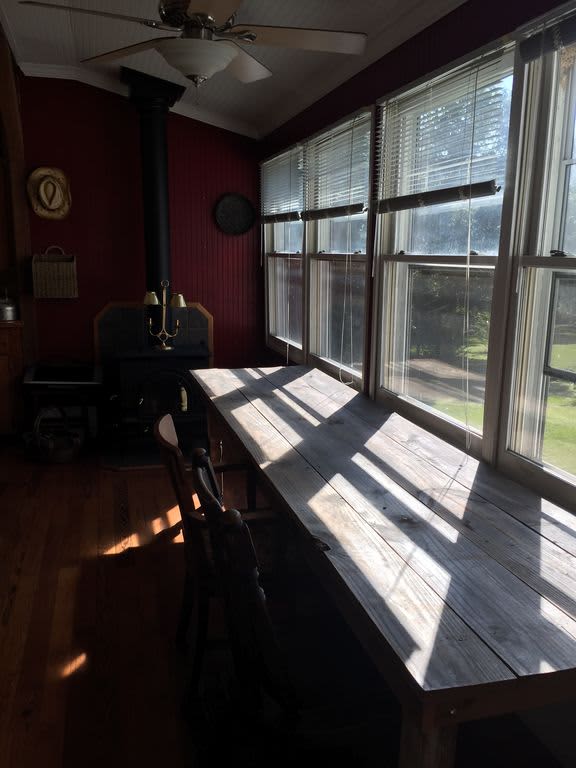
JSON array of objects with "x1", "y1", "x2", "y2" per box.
[
  {"x1": 183, "y1": 586, "x2": 210, "y2": 707},
  {"x1": 176, "y1": 569, "x2": 196, "y2": 651}
]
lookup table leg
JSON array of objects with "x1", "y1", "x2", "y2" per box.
[{"x1": 399, "y1": 709, "x2": 457, "y2": 768}]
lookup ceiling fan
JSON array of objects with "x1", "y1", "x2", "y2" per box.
[{"x1": 20, "y1": 1, "x2": 367, "y2": 86}]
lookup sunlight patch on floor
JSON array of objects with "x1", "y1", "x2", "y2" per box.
[
  {"x1": 60, "y1": 652, "x2": 87, "y2": 678},
  {"x1": 102, "y1": 536, "x2": 134, "y2": 556},
  {"x1": 151, "y1": 504, "x2": 182, "y2": 535}
]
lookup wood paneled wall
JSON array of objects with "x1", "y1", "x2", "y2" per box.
[
  {"x1": 167, "y1": 114, "x2": 264, "y2": 368},
  {"x1": 18, "y1": 78, "x2": 268, "y2": 367},
  {"x1": 20, "y1": 77, "x2": 145, "y2": 363}
]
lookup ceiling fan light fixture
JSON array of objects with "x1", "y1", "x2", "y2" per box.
[{"x1": 156, "y1": 38, "x2": 238, "y2": 85}]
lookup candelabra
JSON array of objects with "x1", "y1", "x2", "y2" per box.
[{"x1": 143, "y1": 279, "x2": 187, "y2": 350}]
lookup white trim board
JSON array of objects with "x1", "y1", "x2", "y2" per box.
[{"x1": 17, "y1": 61, "x2": 260, "y2": 139}]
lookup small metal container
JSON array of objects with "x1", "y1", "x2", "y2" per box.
[{"x1": 0, "y1": 293, "x2": 18, "y2": 321}]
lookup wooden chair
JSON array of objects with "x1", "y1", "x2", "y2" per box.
[
  {"x1": 157, "y1": 416, "x2": 394, "y2": 754},
  {"x1": 153, "y1": 413, "x2": 277, "y2": 702},
  {"x1": 190, "y1": 450, "x2": 395, "y2": 742},
  {"x1": 154, "y1": 414, "x2": 213, "y2": 701},
  {"x1": 190, "y1": 464, "x2": 298, "y2": 717}
]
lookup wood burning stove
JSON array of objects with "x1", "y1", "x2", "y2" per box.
[
  {"x1": 95, "y1": 303, "x2": 213, "y2": 467},
  {"x1": 110, "y1": 346, "x2": 209, "y2": 451}
]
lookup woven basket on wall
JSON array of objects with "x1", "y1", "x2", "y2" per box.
[{"x1": 32, "y1": 246, "x2": 78, "y2": 299}]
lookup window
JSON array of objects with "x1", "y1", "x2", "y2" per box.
[
  {"x1": 305, "y1": 113, "x2": 371, "y2": 378},
  {"x1": 547, "y1": 274, "x2": 576, "y2": 381},
  {"x1": 267, "y1": 254, "x2": 303, "y2": 346},
  {"x1": 262, "y1": 112, "x2": 372, "y2": 379},
  {"x1": 309, "y1": 256, "x2": 367, "y2": 375},
  {"x1": 261, "y1": 147, "x2": 304, "y2": 352},
  {"x1": 376, "y1": 50, "x2": 514, "y2": 434},
  {"x1": 261, "y1": 7, "x2": 576, "y2": 507},
  {"x1": 507, "y1": 28, "x2": 576, "y2": 486}
]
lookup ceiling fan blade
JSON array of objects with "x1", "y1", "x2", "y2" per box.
[
  {"x1": 228, "y1": 24, "x2": 367, "y2": 55},
  {"x1": 19, "y1": 2, "x2": 178, "y2": 32},
  {"x1": 82, "y1": 37, "x2": 178, "y2": 64},
  {"x1": 225, "y1": 44, "x2": 272, "y2": 83},
  {"x1": 192, "y1": 1, "x2": 241, "y2": 25}
]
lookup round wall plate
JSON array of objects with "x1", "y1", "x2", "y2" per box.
[{"x1": 214, "y1": 193, "x2": 256, "y2": 235}]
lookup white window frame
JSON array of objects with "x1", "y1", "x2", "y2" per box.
[
  {"x1": 371, "y1": 48, "x2": 514, "y2": 456},
  {"x1": 260, "y1": 7, "x2": 576, "y2": 510},
  {"x1": 262, "y1": 110, "x2": 374, "y2": 388},
  {"x1": 308, "y1": 248, "x2": 369, "y2": 382},
  {"x1": 261, "y1": 146, "x2": 306, "y2": 362},
  {"x1": 495, "y1": 36, "x2": 576, "y2": 510}
]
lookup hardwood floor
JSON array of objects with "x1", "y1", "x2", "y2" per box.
[
  {"x1": 0, "y1": 447, "x2": 190, "y2": 768},
  {"x1": 0, "y1": 446, "x2": 566, "y2": 768}
]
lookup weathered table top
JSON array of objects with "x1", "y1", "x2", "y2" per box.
[{"x1": 191, "y1": 365, "x2": 576, "y2": 766}]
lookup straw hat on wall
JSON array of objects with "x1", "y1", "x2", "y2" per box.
[{"x1": 27, "y1": 167, "x2": 71, "y2": 220}]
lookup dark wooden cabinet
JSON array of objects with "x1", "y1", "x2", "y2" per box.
[{"x1": 0, "y1": 321, "x2": 24, "y2": 433}]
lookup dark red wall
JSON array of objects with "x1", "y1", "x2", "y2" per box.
[
  {"x1": 167, "y1": 114, "x2": 264, "y2": 368},
  {"x1": 19, "y1": 76, "x2": 266, "y2": 366},
  {"x1": 20, "y1": 77, "x2": 145, "y2": 362}
]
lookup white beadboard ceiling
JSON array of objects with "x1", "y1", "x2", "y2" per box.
[{"x1": 0, "y1": 0, "x2": 467, "y2": 138}]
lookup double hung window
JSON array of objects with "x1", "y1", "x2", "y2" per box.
[
  {"x1": 261, "y1": 7, "x2": 576, "y2": 506},
  {"x1": 305, "y1": 113, "x2": 371, "y2": 377},
  {"x1": 506, "y1": 22, "x2": 576, "y2": 488},
  {"x1": 375, "y1": 51, "x2": 514, "y2": 437},
  {"x1": 261, "y1": 113, "x2": 372, "y2": 379},
  {"x1": 261, "y1": 147, "x2": 304, "y2": 354}
]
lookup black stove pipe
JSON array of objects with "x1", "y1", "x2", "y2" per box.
[{"x1": 121, "y1": 68, "x2": 185, "y2": 294}]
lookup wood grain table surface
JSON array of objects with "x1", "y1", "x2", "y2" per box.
[{"x1": 191, "y1": 365, "x2": 576, "y2": 768}]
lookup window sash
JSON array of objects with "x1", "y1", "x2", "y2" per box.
[
  {"x1": 495, "y1": 33, "x2": 576, "y2": 507},
  {"x1": 264, "y1": 219, "x2": 304, "y2": 255},
  {"x1": 266, "y1": 254, "x2": 303, "y2": 348},
  {"x1": 309, "y1": 255, "x2": 367, "y2": 377},
  {"x1": 373, "y1": 46, "x2": 514, "y2": 449},
  {"x1": 544, "y1": 272, "x2": 576, "y2": 383}
]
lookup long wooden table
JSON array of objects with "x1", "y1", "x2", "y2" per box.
[{"x1": 191, "y1": 365, "x2": 576, "y2": 768}]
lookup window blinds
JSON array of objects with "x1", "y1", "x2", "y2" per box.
[
  {"x1": 261, "y1": 147, "x2": 303, "y2": 223},
  {"x1": 377, "y1": 51, "x2": 513, "y2": 210},
  {"x1": 303, "y1": 112, "x2": 371, "y2": 220}
]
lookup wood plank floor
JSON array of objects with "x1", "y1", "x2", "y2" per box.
[
  {"x1": 0, "y1": 445, "x2": 566, "y2": 768},
  {"x1": 0, "y1": 447, "x2": 190, "y2": 768}
]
